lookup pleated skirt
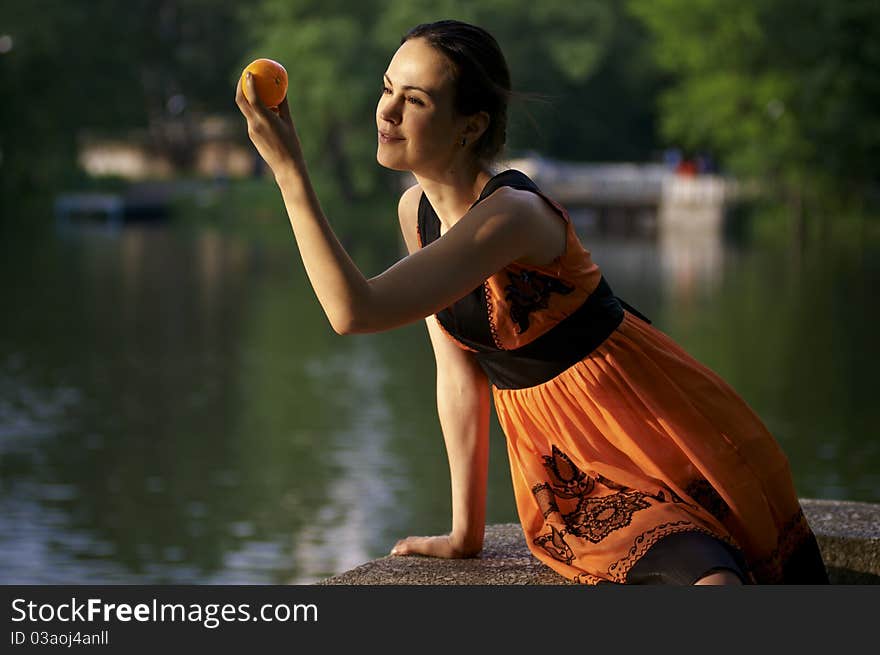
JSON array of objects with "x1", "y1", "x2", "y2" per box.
[{"x1": 492, "y1": 310, "x2": 828, "y2": 584}]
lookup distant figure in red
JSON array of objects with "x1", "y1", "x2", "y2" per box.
[{"x1": 676, "y1": 159, "x2": 698, "y2": 177}]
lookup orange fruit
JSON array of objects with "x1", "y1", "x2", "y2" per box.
[{"x1": 241, "y1": 58, "x2": 288, "y2": 108}]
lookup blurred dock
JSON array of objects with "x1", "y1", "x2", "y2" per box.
[
  {"x1": 505, "y1": 156, "x2": 742, "y2": 238},
  {"x1": 54, "y1": 193, "x2": 126, "y2": 227},
  {"x1": 54, "y1": 180, "x2": 212, "y2": 228}
]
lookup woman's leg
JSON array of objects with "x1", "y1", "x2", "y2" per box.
[
  {"x1": 626, "y1": 532, "x2": 750, "y2": 585},
  {"x1": 693, "y1": 569, "x2": 744, "y2": 585}
]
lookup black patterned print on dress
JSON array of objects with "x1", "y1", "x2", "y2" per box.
[
  {"x1": 541, "y1": 446, "x2": 595, "y2": 498},
  {"x1": 563, "y1": 491, "x2": 652, "y2": 544},
  {"x1": 534, "y1": 525, "x2": 575, "y2": 565},
  {"x1": 504, "y1": 270, "x2": 575, "y2": 334},
  {"x1": 532, "y1": 483, "x2": 560, "y2": 519},
  {"x1": 531, "y1": 446, "x2": 654, "y2": 561},
  {"x1": 652, "y1": 488, "x2": 689, "y2": 505}
]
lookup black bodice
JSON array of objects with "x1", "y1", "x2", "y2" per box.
[{"x1": 418, "y1": 170, "x2": 650, "y2": 390}]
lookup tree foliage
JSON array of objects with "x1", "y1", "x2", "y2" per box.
[{"x1": 628, "y1": 0, "x2": 880, "y2": 208}]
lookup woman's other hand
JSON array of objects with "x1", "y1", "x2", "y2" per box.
[
  {"x1": 389, "y1": 534, "x2": 481, "y2": 559},
  {"x1": 235, "y1": 72, "x2": 303, "y2": 179}
]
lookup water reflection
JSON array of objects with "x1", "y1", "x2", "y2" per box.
[
  {"x1": 292, "y1": 342, "x2": 404, "y2": 583},
  {"x1": 0, "y1": 207, "x2": 877, "y2": 584},
  {"x1": 657, "y1": 229, "x2": 725, "y2": 303}
]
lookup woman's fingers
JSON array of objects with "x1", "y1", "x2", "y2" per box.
[
  {"x1": 389, "y1": 535, "x2": 456, "y2": 558},
  {"x1": 234, "y1": 77, "x2": 257, "y2": 122},
  {"x1": 390, "y1": 536, "x2": 421, "y2": 555},
  {"x1": 234, "y1": 77, "x2": 248, "y2": 114},
  {"x1": 236, "y1": 74, "x2": 292, "y2": 128},
  {"x1": 390, "y1": 537, "x2": 410, "y2": 555},
  {"x1": 244, "y1": 72, "x2": 272, "y2": 117},
  {"x1": 235, "y1": 74, "x2": 270, "y2": 120}
]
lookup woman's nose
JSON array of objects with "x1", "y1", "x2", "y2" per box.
[{"x1": 378, "y1": 96, "x2": 401, "y2": 124}]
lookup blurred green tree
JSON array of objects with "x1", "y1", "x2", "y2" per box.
[{"x1": 628, "y1": 0, "x2": 880, "y2": 217}]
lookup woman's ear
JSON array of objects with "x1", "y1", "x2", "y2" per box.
[{"x1": 464, "y1": 110, "x2": 491, "y2": 143}]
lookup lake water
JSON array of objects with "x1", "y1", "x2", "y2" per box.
[{"x1": 1, "y1": 206, "x2": 878, "y2": 583}]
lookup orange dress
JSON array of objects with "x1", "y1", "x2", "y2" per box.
[{"x1": 416, "y1": 170, "x2": 828, "y2": 584}]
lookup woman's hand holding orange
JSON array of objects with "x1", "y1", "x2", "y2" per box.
[{"x1": 235, "y1": 72, "x2": 303, "y2": 180}]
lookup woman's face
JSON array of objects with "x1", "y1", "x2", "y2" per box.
[{"x1": 376, "y1": 38, "x2": 466, "y2": 174}]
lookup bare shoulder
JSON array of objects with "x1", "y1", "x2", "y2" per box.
[
  {"x1": 484, "y1": 186, "x2": 560, "y2": 221},
  {"x1": 397, "y1": 182, "x2": 423, "y2": 254},
  {"x1": 479, "y1": 186, "x2": 567, "y2": 266}
]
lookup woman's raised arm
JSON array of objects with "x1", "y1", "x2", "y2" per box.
[{"x1": 236, "y1": 74, "x2": 538, "y2": 335}]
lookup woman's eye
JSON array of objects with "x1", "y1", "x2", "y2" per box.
[{"x1": 381, "y1": 85, "x2": 423, "y2": 106}]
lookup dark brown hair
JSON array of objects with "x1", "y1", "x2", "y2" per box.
[{"x1": 402, "y1": 20, "x2": 511, "y2": 163}]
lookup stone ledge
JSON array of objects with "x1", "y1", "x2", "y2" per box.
[{"x1": 319, "y1": 498, "x2": 880, "y2": 585}]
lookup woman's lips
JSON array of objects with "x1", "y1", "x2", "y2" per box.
[{"x1": 378, "y1": 131, "x2": 404, "y2": 143}]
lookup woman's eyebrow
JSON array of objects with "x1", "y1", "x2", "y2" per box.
[{"x1": 383, "y1": 73, "x2": 434, "y2": 98}]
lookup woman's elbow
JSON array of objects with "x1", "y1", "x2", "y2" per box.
[
  {"x1": 327, "y1": 307, "x2": 358, "y2": 335},
  {"x1": 329, "y1": 308, "x2": 381, "y2": 335},
  {"x1": 330, "y1": 315, "x2": 362, "y2": 335},
  {"x1": 330, "y1": 301, "x2": 405, "y2": 334}
]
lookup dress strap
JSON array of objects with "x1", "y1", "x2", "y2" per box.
[
  {"x1": 417, "y1": 192, "x2": 440, "y2": 248},
  {"x1": 615, "y1": 298, "x2": 652, "y2": 324},
  {"x1": 468, "y1": 169, "x2": 537, "y2": 209}
]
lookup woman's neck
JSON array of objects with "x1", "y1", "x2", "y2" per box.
[{"x1": 414, "y1": 163, "x2": 498, "y2": 232}]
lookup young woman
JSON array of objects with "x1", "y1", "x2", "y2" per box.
[{"x1": 236, "y1": 20, "x2": 829, "y2": 585}]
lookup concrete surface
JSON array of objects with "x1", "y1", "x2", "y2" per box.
[{"x1": 319, "y1": 498, "x2": 880, "y2": 585}]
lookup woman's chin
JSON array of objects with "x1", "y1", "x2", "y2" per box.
[{"x1": 376, "y1": 150, "x2": 408, "y2": 171}]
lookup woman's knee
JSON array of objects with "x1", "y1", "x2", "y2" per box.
[{"x1": 693, "y1": 568, "x2": 745, "y2": 585}]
